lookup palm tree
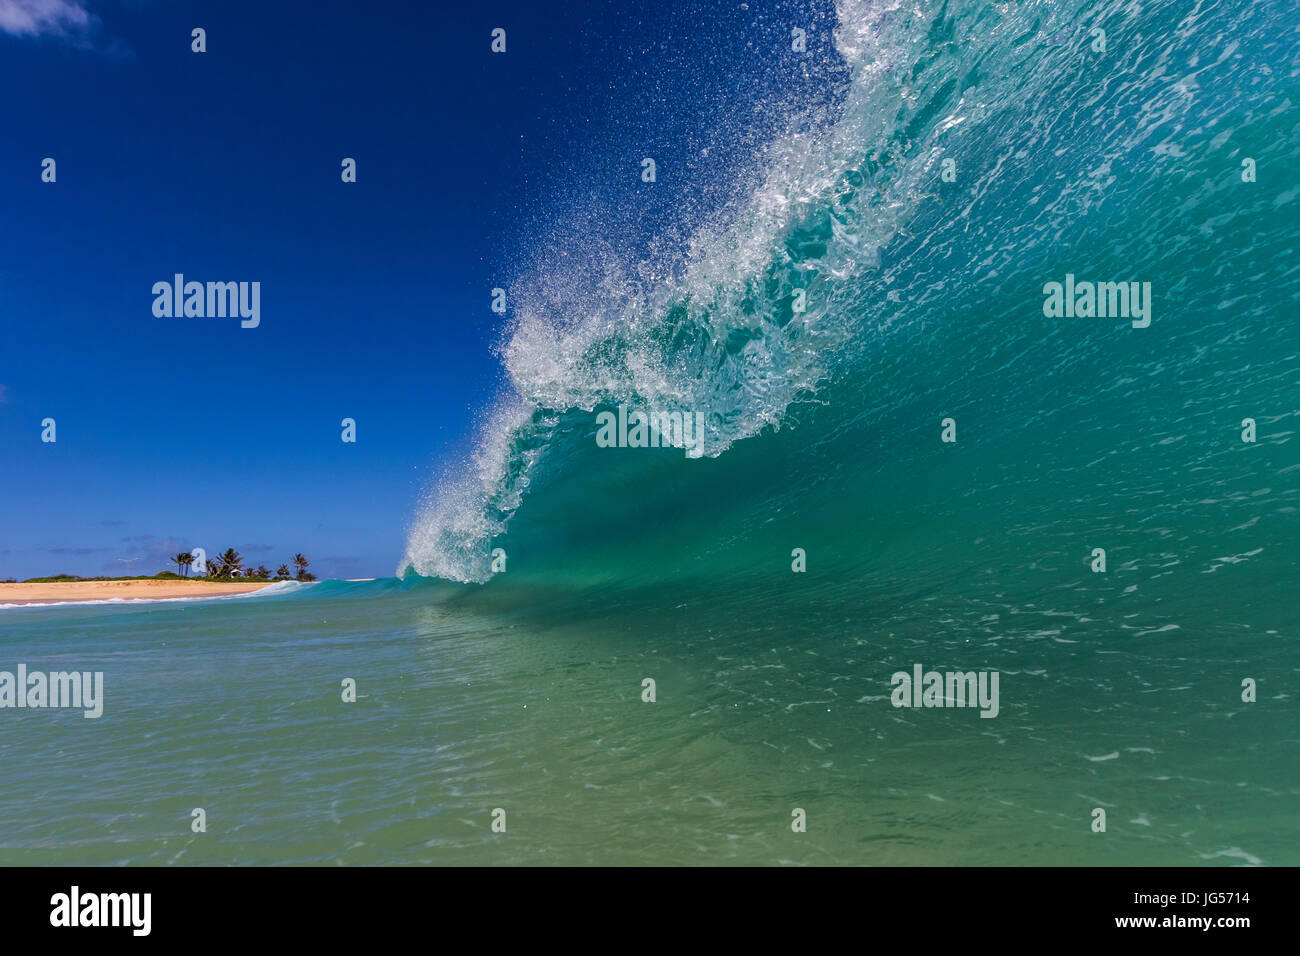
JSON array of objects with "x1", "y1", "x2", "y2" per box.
[
  {"x1": 254, "y1": 565, "x2": 271, "y2": 580},
  {"x1": 292, "y1": 553, "x2": 310, "y2": 580},
  {"x1": 217, "y1": 548, "x2": 243, "y2": 580},
  {"x1": 171, "y1": 552, "x2": 194, "y2": 577},
  {"x1": 275, "y1": 564, "x2": 291, "y2": 581}
]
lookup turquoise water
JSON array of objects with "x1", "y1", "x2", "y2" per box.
[{"x1": 3, "y1": 0, "x2": 1299, "y2": 864}]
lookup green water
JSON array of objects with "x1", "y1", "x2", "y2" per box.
[
  {"x1": 3, "y1": 0, "x2": 1298, "y2": 865},
  {"x1": 0, "y1": 545, "x2": 1293, "y2": 865}
]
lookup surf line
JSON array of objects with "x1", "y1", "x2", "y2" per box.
[
  {"x1": 1042, "y1": 274, "x2": 1151, "y2": 328},
  {"x1": 0, "y1": 665, "x2": 104, "y2": 718}
]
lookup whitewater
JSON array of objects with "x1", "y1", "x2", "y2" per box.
[{"x1": 3, "y1": 0, "x2": 1297, "y2": 866}]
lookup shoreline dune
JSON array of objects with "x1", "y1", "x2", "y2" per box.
[{"x1": 0, "y1": 580, "x2": 276, "y2": 606}]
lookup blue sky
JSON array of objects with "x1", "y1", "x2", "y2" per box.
[{"x1": 0, "y1": 0, "x2": 842, "y2": 580}]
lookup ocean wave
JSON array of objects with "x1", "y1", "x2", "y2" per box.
[{"x1": 403, "y1": 0, "x2": 1299, "y2": 583}]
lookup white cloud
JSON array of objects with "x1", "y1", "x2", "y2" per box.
[{"x1": 0, "y1": 0, "x2": 92, "y2": 38}]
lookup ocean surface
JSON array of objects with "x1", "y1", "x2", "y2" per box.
[{"x1": 3, "y1": 0, "x2": 1298, "y2": 865}]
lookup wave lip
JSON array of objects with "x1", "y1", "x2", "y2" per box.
[
  {"x1": 406, "y1": 0, "x2": 1283, "y2": 584},
  {"x1": 402, "y1": 1, "x2": 939, "y2": 583}
]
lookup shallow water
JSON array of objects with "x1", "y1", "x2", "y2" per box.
[{"x1": 3, "y1": 0, "x2": 1298, "y2": 865}]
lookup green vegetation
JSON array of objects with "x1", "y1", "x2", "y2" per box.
[
  {"x1": 13, "y1": 554, "x2": 318, "y2": 585},
  {"x1": 20, "y1": 571, "x2": 186, "y2": 583},
  {"x1": 195, "y1": 549, "x2": 315, "y2": 582}
]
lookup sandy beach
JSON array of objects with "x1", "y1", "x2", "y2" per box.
[{"x1": 0, "y1": 580, "x2": 275, "y2": 606}]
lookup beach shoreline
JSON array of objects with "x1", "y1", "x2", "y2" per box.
[{"x1": 0, "y1": 580, "x2": 277, "y2": 606}]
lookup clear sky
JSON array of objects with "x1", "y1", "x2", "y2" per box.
[{"x1": 0, "y1": 0, "x2": 842, "y2": 580}]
